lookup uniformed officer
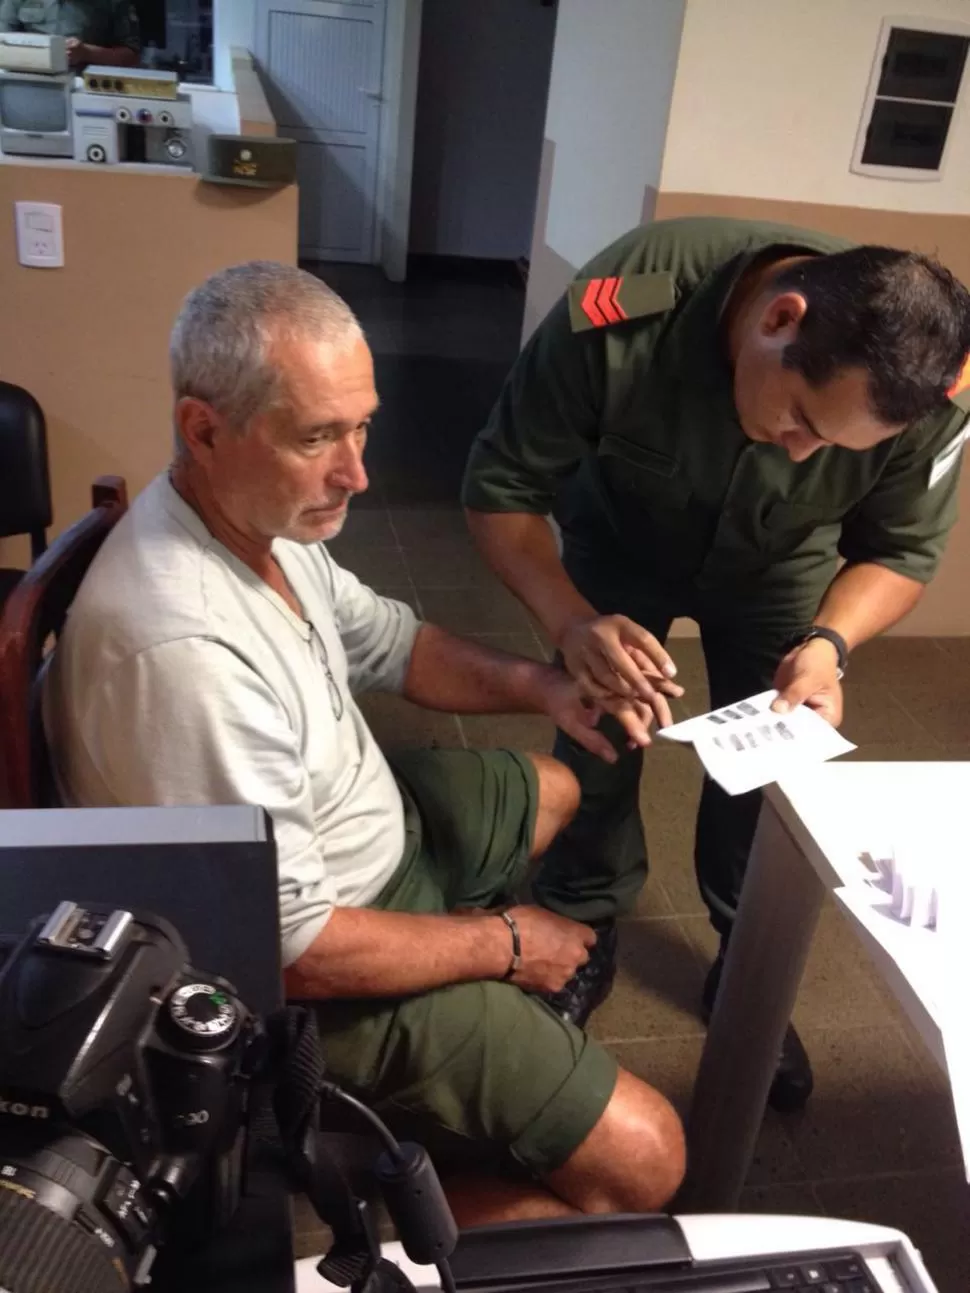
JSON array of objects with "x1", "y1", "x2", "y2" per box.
[
  {"x1": 462, "y1": 217, "x2": 970, "y2": 1111},
  {"x1": 0, "y1": 0, "x2": 140, "y2": 68}
]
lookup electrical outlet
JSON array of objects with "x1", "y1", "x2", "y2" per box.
[{"x1": 15, "y1": 202, "x2": 64, "y2": 268}]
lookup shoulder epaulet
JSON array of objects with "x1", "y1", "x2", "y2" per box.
[
  {"x1": 948, "y1": 354, "x2": 970, "y2": 414},
  {"x1": 567, "y1": 271, "x2": 676, "y2": 334}
]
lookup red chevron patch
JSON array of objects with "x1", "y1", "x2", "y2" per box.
[{"x1": 580, "y1": 277, "x2": 629, "y2": 327}]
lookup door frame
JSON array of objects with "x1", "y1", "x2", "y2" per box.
[{"x1": 374, "y1": 0, "x2": 422, "y2": 279}]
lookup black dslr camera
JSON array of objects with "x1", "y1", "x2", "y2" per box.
[
  {"x1": 0, "y1": 901, "x2": 266, "y2": 1292},
  {"x1": 0, "y1": 902, "x2": 458, "y2": 1293}
]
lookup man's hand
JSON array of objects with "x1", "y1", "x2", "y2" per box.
[
  {"x1": 536, "y1": 667, "x2": 660, "y2": 761},
  {"x1": 771, "y1": 638, "x2": 844, "y2": 727},
  {"x1": 65, "y1": 37, "x2": 88, "y2": 65},
  {"x1": 559, "y1": 613, "x2": 682, "y2": 717},
  {"x1": 501, "y1": 905, "x2": 596, "y2": 993}
]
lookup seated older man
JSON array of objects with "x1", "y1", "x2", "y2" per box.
[{"x1": 44, "y1": 262, "x2": 685, "y2": 1223}]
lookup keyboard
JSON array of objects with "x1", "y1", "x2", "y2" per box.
[{"x1": 466, "y1": 1250, "x2": 878, "y2": 1293}]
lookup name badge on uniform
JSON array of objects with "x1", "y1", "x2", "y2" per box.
[{"x1": 928, "y1": 417, "x2": 970, "y2": 489}]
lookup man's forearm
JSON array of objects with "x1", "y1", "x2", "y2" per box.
[
  {"x1": 814, "y1": 562, "x2": 924, "y2": 651},
  {"x1": 82, "y1": 45, "x2": 139, "y2": 66},
  {"x1": 284, "y1": 906, "x2": 510, "y2": 999},
  {"x1": 465, "y1": 510, "x2": 594, "y2": 646},
  {"x1": 403, "y1": 622, "x2": 558, "y2": 713}
]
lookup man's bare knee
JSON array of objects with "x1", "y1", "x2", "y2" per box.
[
  {"x1": 545, "y1": 1069, "x2": 686, "y2": 1214},
  {"x1": 527, "y1": 753, "x2": 580, "y2": 857}
]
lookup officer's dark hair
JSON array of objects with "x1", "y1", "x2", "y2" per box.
[{"x1": 773, "y1": 247, "x2": 970, "y2": 426}]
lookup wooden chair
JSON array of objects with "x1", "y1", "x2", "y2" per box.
[
  {"x1": 0, "y1": 476, "x2": 128, "y2": 809},
  {"x1": 0, "y1": 381, "x2": 53, "y2": 610}
]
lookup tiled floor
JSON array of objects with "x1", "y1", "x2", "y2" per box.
[{"x1": 295, "y1": 260, "x2": 970, "y2": 1290}]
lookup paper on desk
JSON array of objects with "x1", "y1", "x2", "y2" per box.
[{"x1": 659, "y1": 690, "x2": 856, "y2": 795}]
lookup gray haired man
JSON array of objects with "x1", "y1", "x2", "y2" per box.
[{"x1": 44, "y1": 261, "x2": 685, "y2": 1224}]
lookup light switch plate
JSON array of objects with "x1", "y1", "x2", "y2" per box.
[{"x1": 15, "y1": 201, "x2": 64, "y2": 268}]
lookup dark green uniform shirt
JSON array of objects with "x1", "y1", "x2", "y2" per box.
[
  {"x1": 0, "y1": 0, "x2": 139, "y2": 52},
  {"x1": 462, "y1": 218, "x2": 967, "y2": 597}
]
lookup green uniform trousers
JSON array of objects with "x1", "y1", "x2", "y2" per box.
[
  {"x1": 312, "y1": 749, "x2": 618, "y2": 1177},
  {"x1": 533, "y1": 534, "x2": 832, "y2": 935}
]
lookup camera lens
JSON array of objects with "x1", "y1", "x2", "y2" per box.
[{"x1": 0, "y1": 1126, "x2": 155, "y2": 1293}]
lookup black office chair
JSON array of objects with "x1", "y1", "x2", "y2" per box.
[{"x1": 0, "y1": 381, "x2": 53, "y2": 609}]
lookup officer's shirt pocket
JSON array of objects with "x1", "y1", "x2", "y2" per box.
[
  {"x1": 761, "y1": 500, "x2": 847, "y2": 555},
  {"x1": 597, "y1": 435, "x2": 691, "y2": 508}
]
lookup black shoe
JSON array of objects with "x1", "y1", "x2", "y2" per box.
[
  {"x1": 540, "y1": 919, "x2": 618, "y2": 1028},
  {"x1": 702, "y1": 951, "x2": 814, "y2": 1114}
]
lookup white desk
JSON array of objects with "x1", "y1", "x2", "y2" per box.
[{"x1": 684, "y1": 762, "x2": 964, "y2": 1210}]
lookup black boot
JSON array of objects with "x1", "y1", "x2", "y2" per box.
[
  {"x1": 540, "y1": 919, "x2": 618, "y2": 1028},
  {"x1": 702, "y1": 949, "x2": 814, "y2": 1114}
]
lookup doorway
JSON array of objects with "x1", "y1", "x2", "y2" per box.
[
  {"x1": 255, "y1": 0, "x2": 555, "y2": 280},
  {"x1": 254, "y1": 0, "x2": 388, "y2": 262}
]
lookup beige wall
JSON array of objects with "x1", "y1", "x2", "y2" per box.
[
  {"x1": 0, "y1": 162, "x2": 297, "y2": 568},
  {"x1": 662, "y1": 0, "x2": 970, "y2": 213}
]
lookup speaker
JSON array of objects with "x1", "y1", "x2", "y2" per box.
[{"x1": 204, "y1": 135, "x2": 297, "y2": 189}]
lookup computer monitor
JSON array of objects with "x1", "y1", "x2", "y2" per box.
[{"x1": 0, "y1": 70, "x2": 74, "y2": 159}]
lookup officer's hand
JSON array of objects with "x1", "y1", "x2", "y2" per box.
[
  {"x1": 500, "y1": 905, "x2": 596, "y2": 993},
  {"x1": 560, "y1": 614, "x2": 683, "y2": 724},
  {"x1": 771, "y1": 638, "x2": 844, "y2": 727}
]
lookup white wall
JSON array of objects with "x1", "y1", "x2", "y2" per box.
[
  {"x1": 542, "y1": 0, "x2": 686, "y2": 269},
  {"x1": 408, "y1": 0, "x2": 556, "y2": 259},
  {"x1": 214, "y1": 0, "x2": 256, "y2": 91},
  {"x1": 661, "y1": 0, "x2": 970, "y2": 212}
]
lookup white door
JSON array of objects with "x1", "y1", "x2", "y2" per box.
[{"x1": 255, "y1": 0, "x2": 387, "y2": 262}]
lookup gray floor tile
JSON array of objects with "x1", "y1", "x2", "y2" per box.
[
  {"x1": 332, "y1": 544, "x2": 411, "y2": 592},
  {"x1": 404, "y1": 538, "x2": 504, "y2": 588},
  {"x1": 790, "y1": 904, "x2": 889, "y2": 1033},
  {"x1": 368, "y1": 586, "x2": 423, "y2": 618},
  {"x1": 610, "y1": 1035, "x2": 804, "y2": 1188},
  {"x1": 849, "y1": 637, "x2": 949, "y2": 690},
  {"x1": 388, "y1": 505, "x2": 473, "y2": 544},
  {"x1": 588, "y1": 918, "x2": 707, "y2": 1044},
  {"x1": 841, "y1": 683, "x2": 940, "y2": 748},
  {"x1": 817, "y1": 1170, "x2": 970, "y2": 1293},
  {"x1": 326, "y1": 506, "x2": 396, "y2": 548},
  {"x1": 678, "y1": 901, "x2": 890, "y2": 1033},
  {"x1": 419, "y1": 585, "x2": 535, "y2": 635},
  {"x1": 357, "y1": 692, "x2": 465, "y2": 750},
  {"x1": 628, "y1": 881, "x2": 676, "y2": 919},
  {"x1": 736, "y1": 1181, "x2": 826, "y2": 1216},
  {"x1": 665, "y1": 638, "x2": 710, "y2": 715},
  {"x1": 889, "y1": 684, "x2": 970, "y2": 746},
  {"x1": 782, "y1": 1023, "x2": 962, "y2": 1180},
  {"x1": 463, "y1": 632, "x2": 548, "y2": 662}
]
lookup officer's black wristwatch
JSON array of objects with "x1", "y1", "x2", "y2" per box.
[{"x1": 784, "y1": 626, "x2": 848, "y2": 679}]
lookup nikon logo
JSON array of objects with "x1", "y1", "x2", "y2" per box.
[{"x1": 0, "y1": 1098, "x2": 49, "y2": 1119}]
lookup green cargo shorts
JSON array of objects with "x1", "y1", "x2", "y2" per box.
[{"x1": 312, "y1": 748, "x2": 619, "y2": 1178}]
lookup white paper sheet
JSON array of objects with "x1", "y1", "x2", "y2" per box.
[{"x1": 659, "y1": 690, "x2": 856, "y2": 795}]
